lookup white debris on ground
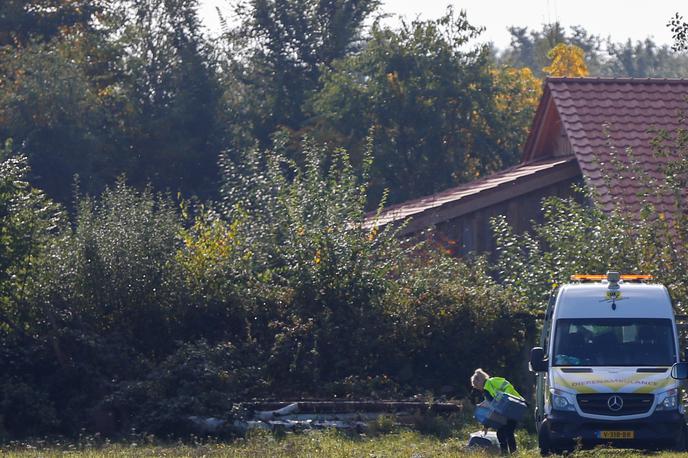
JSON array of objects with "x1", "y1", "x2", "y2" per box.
[
  {"x1": 235, "y1": 402, "x2": 392, "y2": 432},
  {"x1": 188, "y1": 400, "x2": 463, "y2": 433}
]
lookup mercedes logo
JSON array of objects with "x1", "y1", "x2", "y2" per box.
[{"x1": 607, "y1": 395, "x2": 624, "y2": 412}]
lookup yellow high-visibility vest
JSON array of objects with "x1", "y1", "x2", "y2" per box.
[{"x1": 484, "y1": 377, "x2": 523, "y2": 400}]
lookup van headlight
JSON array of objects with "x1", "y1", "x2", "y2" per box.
[
  {"x1": 550, "y1": 388, "x2": 576, "y2": 411},
  {"x1": 656, "y1": 388, "x2": 679, "y2": 411}
]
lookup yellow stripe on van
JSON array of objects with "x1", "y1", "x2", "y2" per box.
[{"x1": 551, "y1": 369, "x2": 673, "y2": 395}]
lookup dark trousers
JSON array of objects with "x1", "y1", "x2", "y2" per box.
[{"x1": 496, "y1": 419, "x2": 517, "y2": 454}]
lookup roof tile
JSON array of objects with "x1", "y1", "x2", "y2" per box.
[{"x1": 544, "y1": 78, "x2": 688, "y2": 216}]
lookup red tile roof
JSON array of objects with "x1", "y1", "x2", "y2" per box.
[
  {"x1": 365, "y1": 157, "x2": 578, "y2": 230},
  {"x1": 528, "y1": 78, "x2": 688, "y2": 214}
]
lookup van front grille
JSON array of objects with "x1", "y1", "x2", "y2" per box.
[{"x1": 576, "y1": 393, "x2": 654, "y2": 416}]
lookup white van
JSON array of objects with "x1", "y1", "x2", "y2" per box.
[{"x1": 529, "y1": 272, "x2": 688, "y2": 454}]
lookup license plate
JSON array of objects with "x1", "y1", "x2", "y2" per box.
[{"x1": 597, "y1": 431, "x2": 634, "y2": 439}]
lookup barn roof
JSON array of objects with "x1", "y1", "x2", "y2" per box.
[
  {"x1": 524, "y1": 77, "x2": 688, "y2": 213},
  {"x1": 367, "y1": 77, "x2": 688, "y2": 230},
  {"x1": 364, "y1": 157, "x2": 580, "y2": 233}
]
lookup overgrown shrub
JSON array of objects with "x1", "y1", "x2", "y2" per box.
[
  {"x1": 214, "y1": 138, "x2": 531, "y2": 396},
  {"x1": 381, "y1": 253, "x2": 532, "y2": 397},
  {"x1": 0, "y1": 139, "x2": 532, "y2": 438},
  {"x1": 105, "y1": 340, "x2": 263, "y2": 436},
  {"x1": 0, "y1": 147, "x2": 66, "y2": 438},
  {"x1": 216, "y1": 138, "x2": 407, "y2": 392}
]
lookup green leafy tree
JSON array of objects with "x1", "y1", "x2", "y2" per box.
[
  {"x1": 0, "y1": 0, "x2": 104, "y2": 46},
  {"x1": 116, "y1": 0, "x2": 225, "y2": 199},
  {"x1": 0, "y1": 142, "x2": 64, "y2": 341},
  {"x1": 669, "y1": 13, "x2": 688, "y2": 51},
  {"x1": 0, "y1": 0, "x2": 226, "y2": 203},
  {"x1": 0, "y1": 35, "x2": 123, "y2": 202},
  {"x1": 312, "y1": 9, "x2": 535, "y2": 206},
  {"x1": 221, "y1": 0, "x2": 380, "y2": 148},
  {"x1": 0, "y1": 3, "x2": 116, "y2": 202},
  {"x1": 0, "y1": 144, "x2": 65, "y2": 437},
  {"x1": 604, "y1": 38, "x2": 688, "y2": 77}
]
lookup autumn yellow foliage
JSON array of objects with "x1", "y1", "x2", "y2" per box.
[
  {"x1": 488, "y1": 66, "x2": 542, "y2": 158},
  {"x1": 543, "y1": 43, "x2": 589, "y2": 77},
  {"x1": 177, "y1": 213, "x2": 242, "y2": 283},
  {"x1": 492, "y1": 67, "x2": 542, "y2": 113}
]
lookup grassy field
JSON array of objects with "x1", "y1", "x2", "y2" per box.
[{"x1": 1, "y1": 428, "x2": 686, "y2": 458}]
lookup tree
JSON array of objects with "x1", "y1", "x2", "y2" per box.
[
  {"x1": 605, "y1": 38, "x2": 688, "y2": 77},
  {"x1": 490, "y1": 66, "x2": 542, "y2": 164},
  {"x1": 500, "y1": 22, "x2": 688, "y2": 78},
  {"x1": 0, "y1": 34, "x2": 122, "y2": 203},
  {"x1": 542, "y1": 43, "x2": 589, "y2": 77},
  {"x1": 0, "y1": 0, "x2": 104, "y2": 46},
  {"x1": 669, "y1": 13, "x2": 688, "y2": 51},
  {"x1": 0, "y1": 141, "x2": 64, "y2": 377},
  {"x1": 0, "y1": 141, "x2": 64, "y2": 340},
  {"x1": 498, "y1": 23, "x2": 603, "y2": 77},
  {"x1": 0, "y1": 0, "x2": 227, "y2": 203},
  {"x1": 311, "y1": 9, "x2": 537, "y2": 206},
  {"x1": 221, "y1": 0, "x2": 380, "y2": 148},
  {"x1": 117, "y1": 0, "x2": 225, "y2": 199}
]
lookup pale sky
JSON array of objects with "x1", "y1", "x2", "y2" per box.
[{"x1": 199, "y1": 0, "x2": 684, "y2": 50}]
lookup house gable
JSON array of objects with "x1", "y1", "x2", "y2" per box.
[
  {"x1": 522, "y1": 90, "x2": 574, "y2": 163},
  {"x1": 541, "y1": 78, "x2": 688, "y2": 214}
]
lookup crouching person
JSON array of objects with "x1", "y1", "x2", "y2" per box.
[{"x1": 471, "y1": 368, "x2": 524, "y2": 455}]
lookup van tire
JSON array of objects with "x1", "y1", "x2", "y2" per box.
[
  {"x1": 673, "y1": 422, "x2": 688, "y2": 451},
  {"x1": 538, "y1": 425, "x2": 552, "y2": 456}
]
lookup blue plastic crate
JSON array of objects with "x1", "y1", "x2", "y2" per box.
[
  {"x1": 474, "y1": 403, "x2": 507, "y2": 428},
  {"x1": 493, "y1": 392, "x2": 528, "y2": 421}
]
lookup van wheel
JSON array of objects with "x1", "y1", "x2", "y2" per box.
[
  {"x1": 538, "y1": 427, "x2": 552, "y2": 456},
  {"x1": 673, "y1": 422, "x2": 688, "y2": 452}
]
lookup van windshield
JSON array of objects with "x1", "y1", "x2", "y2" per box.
[{"x1": 553, "y1": 318, "x2": 676, "y2": 366}]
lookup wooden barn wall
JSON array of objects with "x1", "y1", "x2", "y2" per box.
[{"x1": 432, "y1": 176, "x2": 584, "y2": 258}]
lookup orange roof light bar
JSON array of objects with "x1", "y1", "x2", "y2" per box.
[
  {"x1": 570, "y1": 274, "x2": 653, "y2": 281},
  {"x1": 570, "y1": 274, "x2": 606, "y2": 281},
  {"x1": 618, "y1": 275, "x2": 654, "y2": 280}
]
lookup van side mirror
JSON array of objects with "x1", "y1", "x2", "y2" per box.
[
  {"x1": 530, "y1": 347, "x2": 548, "y2": 372},
  {"x1": 671, "y1": 362, "x2": 688, "y2": 380}
]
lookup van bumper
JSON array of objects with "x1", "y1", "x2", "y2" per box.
[{"x1": 542, "y1": 410, "x2": 685, "y2": 450}]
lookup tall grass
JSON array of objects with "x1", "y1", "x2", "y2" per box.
[{"x1": 1, "y1": 430, "x2": 684, "y2": 457}]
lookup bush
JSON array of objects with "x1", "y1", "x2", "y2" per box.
[
  {"x1": 105, "y1": 340, "x2": 263, "y2": 436},
  {"x1": 216, "y1": 138, "x2": 531, "y2": 396},
  {"x1": 381, "y1": 253, "x2": 532, "y2": 397},
  {"x1": 0, "y1": 380, "x2": 58, "y2": 438},
  {"x1": 217, "y1": 138, "x2": 407, "y2": 393},
  {"x1": 0, "y1": 138, "x2": 535, "y2": 438}
]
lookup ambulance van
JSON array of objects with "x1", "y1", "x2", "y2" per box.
[{"x1": 529, "y1": 272, "x2": 688, "y2": 454}]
